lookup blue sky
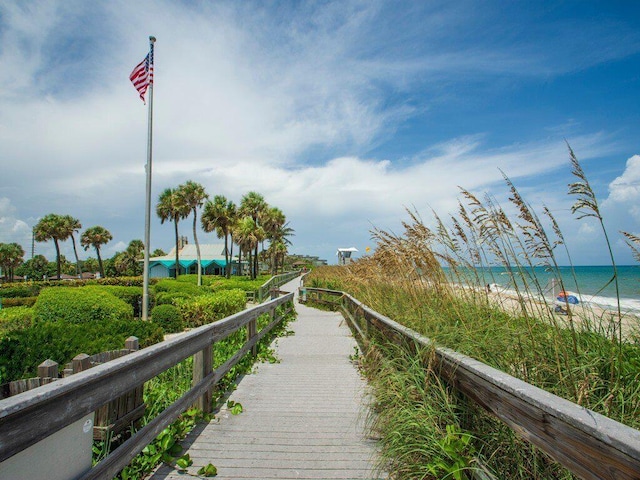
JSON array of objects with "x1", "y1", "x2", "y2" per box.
[{"x1": 1, "y1": 0, "x2": 639, "y2": 266}]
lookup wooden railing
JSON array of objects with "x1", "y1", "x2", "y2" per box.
[
  {"x1": 0, "y1": 292, "x2": 294, "y2": 480},
  {"x1": 257, "y1": 271, "x2": 300, "y2": 302},
  {"x1": 1, "y1": 337, "x2": 144, "y2": 441},
  {"x1": 301, "y1": 287, "x2": 640, "y2": 480}
]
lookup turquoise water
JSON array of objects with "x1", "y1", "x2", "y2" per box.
[{"x1": 448, "y1": 265, "x2": 640, "y2": 312}]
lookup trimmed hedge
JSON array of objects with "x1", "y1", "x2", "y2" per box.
[
  {"x1": 155, "y1": 291, "x2": 192, "y2": 306},
  {"x1": 151, "y1": 304, "x2": 183, "y2": 333},
  {"x1": 174, "y1": 289, "x2": 246, "y2": 328},
  {"x1": 0, "y1": 284, "x2": 42, "y2": 298},
  {"x1": 153, "y1": 279, "x2": 205, "y2": 296},
  {"x1": 0, "y1": 277, "x2": 157, "y2": 299},
  {"x1": 0, "y1": 319, "x2": 163, "y2": 383},
  {"x1": 83, "y1": 285, "x2": 143, "y2": 317},
  {"x1": 33, "y1": 287, "x2": 133, "y2": 324},
  {"x1": 1, "y1": 296, "x2": 37, "y2": 308},
  {"x1": 0, "y1": 306, "x2": 34, "y2": 335},
  {"x1": 207, "y1": 276, "x2": 268, "y2": 292}
]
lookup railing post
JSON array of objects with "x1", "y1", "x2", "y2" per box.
[
  {"x1": 247, "y1": 317, "x2": 257, "y2": 356},
  {"x1": 125, "y1": 336, "x2": 139, "y2": 351},
  {"x1": 72, "y1": 354, "x2": 91, "y2": 373},
  {"x1": 37, "y1": 359, "x2": 58, "y2": 379},
  {"x1": 193, "y1": 345, "x2": 213, "y2": 414}
]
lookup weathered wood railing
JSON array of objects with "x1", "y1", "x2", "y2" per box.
[
  {"x1": 301, "y1": 287, "x2": 640, "y2": 480},
  {"x1": 0, "y1": 292, "x2": 294, "y2": 480},
  {"x1": 1, "y1": 337, "x2": 144, "y2": 440},
  {"x1": 257, "y1": 271, "x2": 300, "y2": 302}
]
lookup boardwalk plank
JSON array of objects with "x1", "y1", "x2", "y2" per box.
[{"x1": 150, "y1": 278, "x2": 384, "y2": 480}]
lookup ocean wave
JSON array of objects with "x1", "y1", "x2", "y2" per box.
[
  {"x1": 489, "y1": 284, "x2": 640, "y2": 314},
  {"x1": 582, "y1": 295, "x2": 640, "y2": 313}
]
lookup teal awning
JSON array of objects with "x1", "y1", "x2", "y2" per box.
[
  {"x1": 179, "y1": 259, "x2": 196, "y2": 268},
  {"x1": 151, "y1": 260, "x2": 178, "y2": 268},
  {"x1": 202, "y1": 259, "x2": 227, "y2": 268}
]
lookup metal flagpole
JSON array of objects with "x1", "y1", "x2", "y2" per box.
[{"x1": 142, "y1": 35, "x2": 156, "y2": 321}]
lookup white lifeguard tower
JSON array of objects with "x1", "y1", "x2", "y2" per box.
[{"x1": 336, "y1": 247, "x2": 358, "y2": 265}]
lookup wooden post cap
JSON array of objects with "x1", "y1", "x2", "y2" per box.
[
  {"x1": 72, "y1": 354, "x2": 91, "y2": 373},
  {"x1": 125, "y1": 336, "x2": 139, "y2": 351},
  {"x1": 37, "y1": 359, "x2": 59, "y2": 379}
]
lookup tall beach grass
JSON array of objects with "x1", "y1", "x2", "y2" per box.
[{"x1": 307, "y1": 146, "x2": 640, "y2": 479}]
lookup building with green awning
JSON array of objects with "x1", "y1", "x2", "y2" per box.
[{"x1": 148, "y1": 243, "x2": 240, "y2": 278}]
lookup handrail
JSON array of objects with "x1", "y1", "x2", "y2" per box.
[
  {"x1": 0, "y1": 292, "x2": 294, "y2": 479},
  {"x1": 257, "y1": 271, "x2": 300, "y2": 302},
  {"x1": 301, "y1": 287, "x2": 640, "y2": 480}
]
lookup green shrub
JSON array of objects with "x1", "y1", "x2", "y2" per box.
[
  {"x1": 0, "y1": 284, "x2": 42, "y2": 298},
  {"x1": 0, "y1": 306, "x2": 34, "y2": 334},
  {"x1": 0, "y1": 319, "x2": 163, "y2": 383},
  {"x1": 151, "y1": 304, "x2": 183, "y2": 333},
  {"x1": 153, "y1": 279, "x2": 205, "y2": 296},
  {"x1": 33, "y1": 287, "x2": 133, "y2": 324},
  {"x1": 155, "y1": 291, "x2": 192, "y2": 306},
  {"x1": 174, "y1": 289, "x2": 246, "y2": 328},
  {"x1": 1, "y1": 296, "x2": 37, "y2": 308},
  {"x1": 83, "y1": 285, "x2": 143, "y2": 317}
]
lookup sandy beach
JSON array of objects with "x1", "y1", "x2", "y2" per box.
[{"x1": 453, "y1": 283, "x2": 640, "y2": 341}]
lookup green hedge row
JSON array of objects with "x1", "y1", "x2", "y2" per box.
[
  {"x1": 151, "y1": 304, "x2": 183, "y2": 333},
  {"x1": 0, "y1": 276, "x2": 156, "y2": 298},
  {"x1": 174, "y1": 289, "x2": 246, "y2": 329},
  {"x1": 0, "y1": 306, "x2": 34, "y2": 335},
  {"x1": 1, "y1": 297, "x2": 37, "y2": 308},
  {"x1": 0, "y1": 319, "x2": 163, "y2": 383},
  {"x1": 33, "y1": 287, "x2": 133, "y2": 324}
]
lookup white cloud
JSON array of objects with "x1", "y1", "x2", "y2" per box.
[
  {"x1": 0, "y1": 1, "x2": 638, "y2": 265},
  {"x1": 605, "y1": 155, "x2": 640, "y2": 220},
  {"x1": 0, "y1": 198, "x2": 31, "y2": 247}
]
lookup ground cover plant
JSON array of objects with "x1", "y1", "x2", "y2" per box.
[
  {"x1": 306, "y1": 148, "x2": 640, "y2": 479},
  {"x1": 97, "y1": 302, "x2": 296, "y2": 480}
]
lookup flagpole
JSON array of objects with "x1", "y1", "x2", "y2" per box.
[{"x1": 142, "y1": 35, "x2": 156, "y2": 321}]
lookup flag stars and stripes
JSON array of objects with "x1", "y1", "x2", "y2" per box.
[{"x1": 129, "y1": 45, "x2": 154, "y2": 103}]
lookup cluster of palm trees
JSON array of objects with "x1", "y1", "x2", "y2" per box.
[
  {"x1": 32, "y1": 214, "x2": 113, "y2": 279},
  {"x1": 156, "y1": 182, "x2": 293, "y2": 284},
  {"x1": 0, "y1": 242, "x2": 25, "y2": 282}
]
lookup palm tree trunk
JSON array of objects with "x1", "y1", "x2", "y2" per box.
[
  {"x1": 224, "y1": 232, "x2": 230, "y2": 279},
  {"x1": 70, "y1": 234, "x2": 82, "y2": 277},
  {"x1": 54, "y1": 239, "x2": 61, "y2": 280},
  {"x1": 193, "y1": 210, "x2": 202, "y2": 286},
  {"x1": 229, "y1": 239, "x2": 234, "y2": 278},
  {"x1": 174, "y1": 218, "x2": 180, "y2": 279},
  {"x1": 254, "y1": 245, "x2": 258, "y2": 279},
  {"x1": 96, "y1": 247, "x2": 105, "y2": 278}
]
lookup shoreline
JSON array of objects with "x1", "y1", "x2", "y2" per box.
[{"x1": 453, "y1": 283, "x2": 639, "y2": 340}]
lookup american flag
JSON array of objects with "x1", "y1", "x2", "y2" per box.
[{"x1": 129, "y1": 44, "x2": 154, "y2": 103}]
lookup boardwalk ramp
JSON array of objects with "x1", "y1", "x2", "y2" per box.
[{"x1": 151, "y1": 277, "x2": 382, "y2": 479}]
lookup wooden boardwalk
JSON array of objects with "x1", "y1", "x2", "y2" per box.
[{"x1": 151, "y1": 278, "x2": 383, "y2": 480}]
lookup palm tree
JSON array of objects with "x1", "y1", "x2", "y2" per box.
[
  {"x1": 202, "y1": 195, "x2": 238, "y2": 278},
  {"x1": 62, "y1": 215, "x2": 82, "y2": 277},
  {"x1": 234, "y1": 216, "x2": 263, "y2": 279},
  {"x1": 156, "y1": 187, "x2": 190, "y2": 279},
  {"x1": 80, "y1": 226, "x2": 112, "y2": 278},
  {"x1": 268, "y1": 223, "x2": 295, "y2": 274},
  {"x1": 0, "y1": 243, "x2": 25, "y2": 282},
  {"x1": 177, "y1": 181, "x2": 208, "y2": 286},
  {"x1": 33, "y1": 214, "x2": 68, "y2": 280},
  {"x1": 240, "y1": 192, "x2": 267, "y2": 278}
]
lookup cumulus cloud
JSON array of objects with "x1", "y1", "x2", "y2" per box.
[
  {"x1": 0, "y1": 1, "x2": 638, "y2": 264},
  {"x1": 605, "y1": 155, "x2": 640, "y2": 221},
  {"x1": 0, "y1": 197, "x2": 32, "y2": 248}
]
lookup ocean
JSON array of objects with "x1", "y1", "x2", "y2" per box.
[{"x1": 449, "y1": 265, "x2": 640, "y2": 313}]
